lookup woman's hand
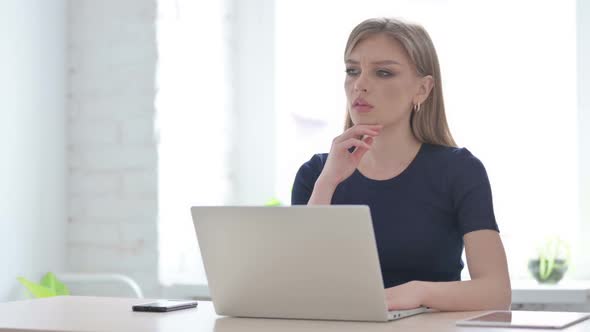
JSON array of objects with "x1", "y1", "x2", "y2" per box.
[
  {"x1": 317, "y1": 124, "x2": 382, "y2": 187},
  {"x1": 385, "y1": 281, "x2": 426, "y2": 311}
]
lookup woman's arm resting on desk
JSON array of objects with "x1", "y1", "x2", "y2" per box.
[{"x1": 386, "y1": 229, "x2": 512, "y2": 311}]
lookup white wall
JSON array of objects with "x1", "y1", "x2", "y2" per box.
[
  {"x1": 67, "y1": 0, "x2": 160, "y2": 298},
  {"x1": 578, "y1": 0, "x2": 590, "y2": 278},
  {"x1": 0, "y1": 0, "x2": 66, "y2": 301}
]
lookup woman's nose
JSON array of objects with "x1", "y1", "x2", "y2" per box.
[
  {"x1": 354, "y1": 72, "x2": 369, "y2": 93},
  {"x1": 354, "y1": 85, "x2": 368, "y2": 93}
]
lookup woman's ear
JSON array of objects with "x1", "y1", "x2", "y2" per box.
[{"x1": 414, "y1": 75, "x2": 434, "y2": 104}]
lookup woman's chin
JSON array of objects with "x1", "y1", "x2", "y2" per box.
[{"x1": 351, "y1": 117, "x2": 380, "y2": 126}]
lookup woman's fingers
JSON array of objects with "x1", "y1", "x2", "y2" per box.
[
  {"x1": 321, "y1": 129, "x2": 377, "y2": 187},
  {"x1": 350, "y1": 136, "x2": 373, "y2": 161},
  {"x1": 338, "y1": 137, "x2": 372, "y2": 151},
  {"x1": 333, "y1": 124, "x2": 382, "y2": 143}
]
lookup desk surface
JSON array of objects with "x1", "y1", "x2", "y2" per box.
[{"x1": 0, "y1": 296, "x2": 589, "y2": 332}]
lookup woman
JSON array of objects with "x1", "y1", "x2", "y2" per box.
[{"x1": 291, "y1": 18, "x2": 511, "y2": 311}]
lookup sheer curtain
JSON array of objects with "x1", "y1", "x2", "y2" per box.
[{"x1": 275, "y1": 0, "x2": 578, "y2": 279}]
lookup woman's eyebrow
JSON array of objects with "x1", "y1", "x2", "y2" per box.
[{"x1": 345, "y1": 59, "x2": 402, "y2": 66}]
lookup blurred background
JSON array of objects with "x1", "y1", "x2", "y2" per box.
[{"x1": 1, "y1": 0, "x2": 589, "y2": 308}]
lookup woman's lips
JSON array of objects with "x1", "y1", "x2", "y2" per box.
[
  {"x1": 353, "y1": 98, "x2": 374, "y2": 113},
  {"x1": 352, "y1": 102, "x2": 373, "y2": 113},
  {"x1": 353, "y1": 104, "x2": 374, "y2": 113}
]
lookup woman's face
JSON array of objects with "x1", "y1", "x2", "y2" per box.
[{"x1": 344, "y1": 33, "x2": 424, "y2": 127}]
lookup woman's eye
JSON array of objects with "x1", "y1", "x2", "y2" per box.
[
  {"x1": 376, "y1": 69, "x2": 393, "y2": 78},
  {"x1": 345, "y1": 68, "x2": 360, "y2": 76}
]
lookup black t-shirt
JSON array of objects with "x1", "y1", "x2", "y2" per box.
[{"x1": 291, "y1": 143, "x2": 499, "y2": 288}]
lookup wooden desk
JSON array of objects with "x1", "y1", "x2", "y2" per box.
[{"x1": 0, "y1": 296, "x2": 588, "y2": 332}]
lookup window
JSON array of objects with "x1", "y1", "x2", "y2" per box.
[
  {"x1": 156, "y1": 0, "x2": 232, "y2": 286},
  {"x1": 157, "y1": 0, "x2": 580, "y2": 287},
  {"x1": 157, "y1": 0, "x2": 275, "y2": 288}
]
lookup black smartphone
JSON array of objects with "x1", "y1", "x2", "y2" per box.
[{"x1": 132, "y1": 299, "x2": 198, "y2": 312}]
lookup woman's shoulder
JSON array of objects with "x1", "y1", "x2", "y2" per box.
[
  {"x1": 296, "y1": 153, "x2": 329, "y2": 177},
  {"x1": 423, "y1": 143, "x2": 486, "y2": 171},
  {"x1": 301, "y1": 153, "x2": 329, "y2": 170}
]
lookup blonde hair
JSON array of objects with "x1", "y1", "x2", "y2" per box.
[{"x1": 344, "y1": 17, "x2": 457, "y2": 147}]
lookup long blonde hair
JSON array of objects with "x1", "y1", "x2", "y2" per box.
[{"x1": 344, "y1": 17, "x2": 457, "y2": 147}]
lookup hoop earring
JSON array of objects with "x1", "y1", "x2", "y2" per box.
[{"x1": 413, "y1": 103, "x2": 421, "y2": 112}]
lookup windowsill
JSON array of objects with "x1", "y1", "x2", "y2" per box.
[
  {"x1": 160, "y1": 283, "x2": 211, "y2": 300},
  {"x1": 511, "y1": 279, "x2": 590, "y2": 304},
  {"x1": 161, "y1": 280, "x2": 590, "y2": 305}
]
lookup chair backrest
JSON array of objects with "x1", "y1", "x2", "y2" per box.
[{"x1": 57, "y1": 273, "x2": 144, "y2": 298}]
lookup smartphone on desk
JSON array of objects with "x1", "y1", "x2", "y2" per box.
[{"x1": 132, "y1": 299, "x2": 198, "y2": 312}]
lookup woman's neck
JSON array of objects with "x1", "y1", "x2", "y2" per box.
[{"x1": 358, "y1": 123, "x2": 422, "y2": 176}]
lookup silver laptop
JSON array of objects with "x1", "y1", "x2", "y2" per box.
[{"x1": 190, "y1": 205, "x2": 429, "y2": 322}]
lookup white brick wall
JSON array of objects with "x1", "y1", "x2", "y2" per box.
[{"x1": 67, "y1": 0, "x2": 160, "y2": 297}]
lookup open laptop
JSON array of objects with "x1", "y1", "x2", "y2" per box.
[{"x1": 190, "y1": 205, "x2": 430, "y2": 322}]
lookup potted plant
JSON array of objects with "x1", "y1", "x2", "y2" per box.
[
  {"x1": 528, "y1": 236, "x2": 571, "y2": 284},
  {"x1": 17, "y1": 272, "x2": 70, "y2": 298}
]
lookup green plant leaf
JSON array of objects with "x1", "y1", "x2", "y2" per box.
[
  {"x1": 536, "y1": 236, "x2": 571, "y2": 281},
  {"x1": 265, "y1": 198, "x2": 282, "y2": 206},
  {"x1": 17, "y1": 277, "x2": 56, "y2": 298},
  {"x1": 539, "y1": 257, "x2": 548, "y2": 280},
  {"x1": 545, "y1": 257, "x2": 555, "y2": 280},
  {"x1": 40, "y1": 272, "x2": 56, "y2": 290},
  {"x1": 40, "y1": 272, "x2": 70, "y2": 296},
  {"x1": 54, "y1": 279, "x2": 70, "y2": 296}
]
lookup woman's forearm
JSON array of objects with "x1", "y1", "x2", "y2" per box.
[
  {"x1": 419, "y1": 278, "x2": 511, "y2": 311},
  {"x1": 307, "y1": 177, "x2": 338, "y2": 205}
]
